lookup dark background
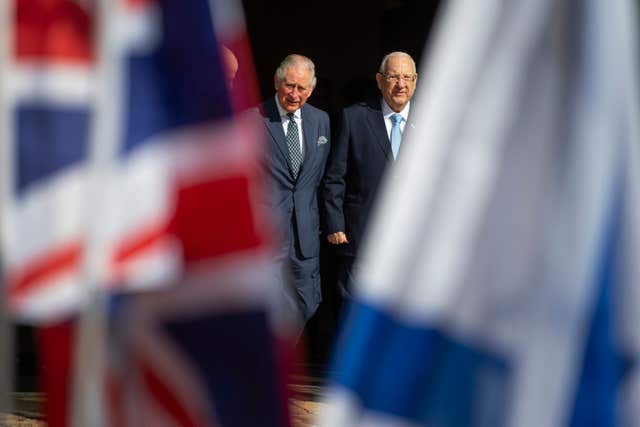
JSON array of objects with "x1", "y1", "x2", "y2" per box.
[
  {"x1": 242, "y1": 0, "x2": 442, "y2": 119},
  {"x1": 241, "y1": 0, "x2": 443, "y2": 372}
]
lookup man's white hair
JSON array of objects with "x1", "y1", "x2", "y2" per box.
[
  {"x1": 275, "y1": 54, "x2": 317, "y2": 89},
  {"x1": 378, "y1": 51, "x2": 416, "y2": 74}
]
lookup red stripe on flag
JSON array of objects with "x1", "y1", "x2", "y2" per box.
[
  {"x1": 105, "y1": 363, "x2": 126, "y2": 427},
  {"x1": 15, "y1": 0, "x2": 94, "y2": 62},
  {"x1": 123, "y1": 0, "x2": 157, "y2": 10},
  {"x1": 171, "y1": 175, "x2": 265, "y2": 264},
  {"x1": 139, "y1": 354, "x2": 208, "y2": 427},
  {"x1": 8, "y1": 241, "x2": 82, "y2": 298},
  {"x1": 38, "y1": 320, "x2": 75, "y2": 427},
  {"x1": 111, "y1": 220, "x2": 171, "y2": 270}
]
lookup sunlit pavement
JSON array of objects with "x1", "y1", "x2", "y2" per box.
[{"x1": 6, "y1": 389, "x2": 327, "y2": 427}]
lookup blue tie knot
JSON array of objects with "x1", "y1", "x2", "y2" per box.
[{"x1": 391, "y1": 113, "x2": 402, "y2": 125}]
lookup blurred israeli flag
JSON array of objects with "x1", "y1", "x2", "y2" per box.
[{"x1": 320, "y1": 0, "x2": 640, "y2": 426}]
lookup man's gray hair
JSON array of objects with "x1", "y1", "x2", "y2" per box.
[
  {"x1": 378, "y1": 51, "x2": 416, "y2": 74},
  {"x1": 275, "y1": 54, "x2": 317, "y2": 89}
]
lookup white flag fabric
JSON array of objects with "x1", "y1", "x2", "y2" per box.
[{"x1": 321, "y1": 0, "x2": 640, "y2": 426}]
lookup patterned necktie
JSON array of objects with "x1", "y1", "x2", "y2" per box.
[
  {"x1": 390, "y1": 113, "x2": 403, "y2": 160},
  {"x1": 286, "y1": 112, "x2": 303, "y2": 178}
]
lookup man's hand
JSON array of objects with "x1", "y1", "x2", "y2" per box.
[{"x1": 327, "y1": 232, "x2": 349, "y2": 245}]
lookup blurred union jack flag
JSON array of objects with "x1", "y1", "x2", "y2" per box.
[{"x1": 1, "y1": 0, "x2": 291, "y2": 425}]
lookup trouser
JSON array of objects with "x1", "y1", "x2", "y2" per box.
[
  {"x1": 336, "y1": 254, "x2": 357, "y2": 298},
  {"x1": 273, "y1": 218, "x2": 321, "y2": 330}
]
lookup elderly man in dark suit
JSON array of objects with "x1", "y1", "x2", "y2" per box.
[
  {"x1": 260, "y1": 54, "x2": 330, "y2": 325},
  {"x1": 322, "y1": 51, "x2": 418, "y2": 296}
]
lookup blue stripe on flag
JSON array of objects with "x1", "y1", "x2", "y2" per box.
[
  {"x1": 122, "y1": 0, "x2": 232, "y2": 153},
  {"x1": 15, "y1": 105, "x2": 89, "y2": 193},
  {"x1": 570, "y1": 181, "x2": 628, "y2": 427},
  {"x1": 330, "y1": 301, "x2": 510, "y2": 426},
  {"x1": 163, "y1": 310, "x2": 286, "y2": 427}
]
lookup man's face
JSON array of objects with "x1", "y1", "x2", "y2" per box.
[
  {"x1": 222, "y1": 47, "x2": 238, "y2": 88},
  {"x1": 375, "y1": 55, "x2": 417, "y2": 112},
  {"x1": 274, "y1": 66, "x2": 314, "y2": 113}
]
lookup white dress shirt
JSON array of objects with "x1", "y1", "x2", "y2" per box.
[
  {"x1": 381, "y1": 98, "x2": 411, "y2": 141},
  {"x1": 275, "y1": 95, "x2": 305, "y2": 155}
]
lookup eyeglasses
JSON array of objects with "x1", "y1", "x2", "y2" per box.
[
  {"x1": 379, "y1": 73, "x2": 417, "y2": 83},
  {"x1": 283, "y1": 82, "x2": 311, "y2": 95}
]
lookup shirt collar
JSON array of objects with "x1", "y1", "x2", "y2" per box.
[
  {"x1": 381, "y1": 98, "x2": 410, "y2": 121},
  {"x1": 275, "y1": 94, "x2": 301, "y2": 120}
]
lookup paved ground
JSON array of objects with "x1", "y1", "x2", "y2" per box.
[
  {"x1": 0, "y1": 414, "x2": 45, "y2": 427},
  {"x1": 1, "y1": 401, "x2": 324, "y2": 427},
  {"x1": 5, "y1": 391, "x2": 326, "y2": 427},
  {"x1": 290, "y1": 399, "x2": 327, "y2": 427}
]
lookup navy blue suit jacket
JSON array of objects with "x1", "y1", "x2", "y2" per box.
[
  {"x1": 261, "y1": 97, "x2": 331, "y2": 259},
  {"x1": 322, "y1": 99, "x2": 412, "y2": 257}
]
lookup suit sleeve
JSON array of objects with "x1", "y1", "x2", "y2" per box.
[{"x1": 322, "y1": 109, "x2": 350, "y2": 235}]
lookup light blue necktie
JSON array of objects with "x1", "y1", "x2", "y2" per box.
[{"x1": 390, "y1": 113, "x2": 403, "y2": 159}]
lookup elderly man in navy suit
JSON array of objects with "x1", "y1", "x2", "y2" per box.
[
  {"x1": 322, "y1": 51, "x2": 418, "y2": 297},
  {"x1": 260, "y1": 54, "x2": 330, "y2": 325}
]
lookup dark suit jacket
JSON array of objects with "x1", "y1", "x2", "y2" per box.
[
  {"x1": 261, "y1": 97, "x2": 331, "y2": 259},
  {"x1": 322, "y1": 98, "x2": 411, "y2": 257}
]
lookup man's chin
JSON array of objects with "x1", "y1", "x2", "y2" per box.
[{"x1": 392, "y1": 95, "x2": 408, "y2": 104}]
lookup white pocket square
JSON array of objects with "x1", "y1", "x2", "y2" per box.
[{"x1": 317, "y1": 136, "x2": 328, "y2": 145}]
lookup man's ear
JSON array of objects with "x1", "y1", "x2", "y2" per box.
[
  {"x1": 274, "y1": 75, "x2": 279, "y2": 91},
  {"x1": 375, "y1": 72, "x2": 384, "y2": 90}
]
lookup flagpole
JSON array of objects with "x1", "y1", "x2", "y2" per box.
[
  {"x1": 71, "y1": 0, "x2": 123, "y2": 425},
  {"x1": 0, "y1": 0, "x2": 15, "y2": 416}
]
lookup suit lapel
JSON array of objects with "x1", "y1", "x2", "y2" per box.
[
  {"x1": 365, "y1": 100, "x2": 392, "y2": 161},
  {"x1": 263, "y1": 98, "x2": 291, "y2": 165},
  {"x1": 298, "y1": 104, "x2": 317, "y2": 179}
]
